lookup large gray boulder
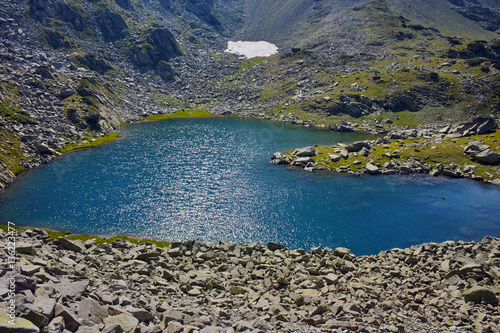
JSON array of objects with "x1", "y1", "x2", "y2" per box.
[
  {"x1": 463, "y1": 286, "x2": 498, "y2": 305},
  {"x1": 345, "y1": 141, "x2": 369, "y2": 152},
  {"x1": 473, "y1": 149, "x2": 500, "y2": 164},
  {"x1": 292, "y1": 157, "x2": 314, "y2": 167},
  {"x1": 58, "y1": 237, "x2": 85, "y2": 253},
  {"x1": 292, "y1": 147, "x2": 317, "y2": 157},
  {"x1": 0, "y1": 314, "x2": 39, "y2": 333},
  {"x1": 366, "y1": 163, "x2": 380, "y2": 174},
  {"x1": 454, "y1": 115, "x2": 497, "y2": 136}
]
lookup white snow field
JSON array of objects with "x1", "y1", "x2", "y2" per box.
[{"x1": 224, "y1": 41, "x2": 278, "y2": 59}]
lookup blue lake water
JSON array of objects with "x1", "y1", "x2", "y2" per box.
[{"x1": 1, "y1": 117, "x2": 500, "y2": 255}]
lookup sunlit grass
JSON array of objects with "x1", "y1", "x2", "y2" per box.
[
  {"x1": 144, "y1": 110, "x2": 214, "y2": 121},
  {"x1": 0, "y1": 223, "x2": 171, "y2": 248},
  {"x1": 57, "y1": 132, "x2": 120, "y2": 153}
]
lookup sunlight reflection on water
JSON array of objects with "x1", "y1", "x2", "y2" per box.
[{"x1": 1, "y1": 117, "x2": 499, "y2": 255}]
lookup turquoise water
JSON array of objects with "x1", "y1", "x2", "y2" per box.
[{"x1": 1, "y1": 117, "x2": 500, "y2": 255}]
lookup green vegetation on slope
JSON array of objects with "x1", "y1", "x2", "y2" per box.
[
  {"x1": 143, "y1": 110, "x2": 214, "y2": 121},
  {"x1": 57, "y1": 132, "x2": 121, "y2": 153},
  {"x1": 0, "y1": 223, "x2": 171, "y2": 248},
  {"x1": 287, "y1": 130, "x2": 500, "y2": 180}
]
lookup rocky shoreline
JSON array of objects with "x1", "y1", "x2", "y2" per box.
[
  {"x1": 1, "y1": 228, "x2": 499, "y2": 332},
  {"x1": 272, "y1": 116, "x2": 500, "y2": 186}
]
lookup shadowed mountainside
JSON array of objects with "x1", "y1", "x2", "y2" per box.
[{"x1": 0, "y1": 0, "x2": 499, "y2": 189}]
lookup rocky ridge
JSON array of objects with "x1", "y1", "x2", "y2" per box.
[{"x1": 1, "y1": 229, "x2": 500, "y2": 332}]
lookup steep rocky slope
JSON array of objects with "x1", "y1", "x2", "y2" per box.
[{"x1": 0, "y1": 0, "x2": 499, "y2": 190}]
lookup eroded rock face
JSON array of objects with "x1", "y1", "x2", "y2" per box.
[
  {"x1": 2, "y1": 229, "x2": 500, "y2": 333},
  {"x1": 96, "y1": 9, "x2": 129, "y2": 42}
]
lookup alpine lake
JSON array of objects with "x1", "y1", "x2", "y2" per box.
[{"x1": 1, "y1": 116, "x2": 500, "y2": 255}]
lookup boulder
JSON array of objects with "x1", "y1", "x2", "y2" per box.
[
  {"x1": 267, "y1": 241, "x2": 285, "y2": 251},
  {"x1": 19, "y1": 305, "x2": 49, "y2": 327},
  {"x1": 345, "y1": 141, "x2": 368, "y2": 152},
  {"x1": 454, "y1": 115, "x2": 497, "y2": 136},
  {"x1": 473, "y1": 149, "x2": 500, "y2": 164},
  {"x1": 102, "y1": 314, "x2": 139, "y2": 333},
  {"x1": 463, "y1": 286, "x2": 498, "y2": 305},
  {"x1": 53, "y1": 279, "x2": 89, "y2": 299},
  {"x1": 292, "y1": 147, "x2": 317, "y2": 157},
  {"x1": 365, "y1": 163, "x2": 380, "y2": 174},
  {"x1": 58, "y1": 237, "x2": 85, "y2": 253},
  {"x1": 292, "y1": 157, "x2": 314, "y2": 167},
  {"x1": 328, "y1": 154, "x2": 341, "y2": 162},
  {"x1": 78, "y1": 298, "x2": 108, "y2": 325},
  {"x1": 54, "y1": 304, "x2": 81, "y2": 332},
  {"x1": 270, "y1": 152, "x2": 289, "y2": 165},
  {"x1": 330, "y1": 121, "x2": 354, "y2": 132},
  {"x1": 0, "y1": 314, "x2": 39, "y2": 333}
]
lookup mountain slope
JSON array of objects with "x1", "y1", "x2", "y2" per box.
[
  {"x1": 0, "y1": 0, "x2": 499, "y2": 190},
  {"x1": 389, "y1": 0, "x2": 499, "y2": 39}
]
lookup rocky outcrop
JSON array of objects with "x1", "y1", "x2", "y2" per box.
[
  {"x1": 185, "y1": 0, "x2": 223, "y2": 31},
  {"x1": 96, "y1": 9, "x2": 129, "y2": 42},
  {"x1": 2, "y1": 229, "x2": 500, "y2": 332},
  {"x1": 129, "y1": 28, "x2": 182, "y2": 77},
  {"x1": 464, "y1": 140, "x2": 500, "y2": 165},
  {"x1": 28, "y1": 0, "x2": 87, "y2": 31},
  {"x1": 450, "y1": 115, "x2": 498, "y2": 137}
]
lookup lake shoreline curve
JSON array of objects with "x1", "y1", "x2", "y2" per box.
[
  {"x1": 2, "y1": 227, "x2": 499, "y2": 332},
  {"x1": 272, "y1": 116, "x2": 500, "y2": 186}
]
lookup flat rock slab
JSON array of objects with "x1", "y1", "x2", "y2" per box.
[
  {"x1": 0, "y1": 313, "x2": 39, "y2": 333},
  {"x1": 52, "y1": 279, "x2": 89, "y2": 298}
]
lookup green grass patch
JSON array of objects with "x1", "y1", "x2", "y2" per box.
[
  {"x1": 0, "y1": 129, "x2": 28, "y2": 176},
  {"x1": 144, "y1": 110, "x2": 214, "y2": 121},
  {"x1": 0, "y1": 223, "x2": 171, "y2": 248},
  {"x1": 0, "y1": 103, "x2": 38, "y2": 125},
  {"x1": 57, "y1": 132, "x2": 120, "y2": 153},
  {"x1": 289, "y1": 130, "x2": 500, "y2": 179}
]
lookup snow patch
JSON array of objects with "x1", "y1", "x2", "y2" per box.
[{"x1": 224, "y1": 41, "x2": 278, "y2": 59}]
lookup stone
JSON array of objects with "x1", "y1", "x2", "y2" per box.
[
  {"x1": 78, "y1": 298, "x2": 108, "y2": 325},
  {"x1": 267, "y1": 241, "x2": 285, "y2": 251},
  {"x1": 0, "y1": 313, "x2": 39, "y2": 333},
  {"x1": 328, "y1": 154, "x2": 341, "y2": 162},
  {"x1": 167, "y1": 248, "x2": 182, "y2": 257},
  {"x1": 54, "y1": 304, "x2": 81, "y2": 332},
  {"x1": 101, "y1": 324, "x2": 123, "y2": 333},
  {"x1": 292, "y1": 147, "x2": 317, "y2": 157},
  {"x1": 345, "y1": 141, "x2": 368, "y2": 152},
  {"x1": 53, "y1": 279, "x2": 89, "y2": 299},
  {"x1": 123, "y1": 306, "x2": 154, "y2": 323},
  {"x1": 58, "y1": 237, "x2": 86, "y2": 253},
  {"x1": 19, "y1": 305, "x2": 49, "y2": 327},
  {"x1": 166, "y1": 321, "x2": 184, "y2": 333},
  {"x1": 359, "y1": 147, "x2": 370, "y2": 157},
  {"x1": 333, "y1": 247, "x2": 354, "y2": 259},
  {"x1": 33, "y1": 296, "x2": 56, "y2": 317},
  {"x1": 463, "y1": 286, "x2": 498, "y2": 305},
  {"x1": 103, "y1": 314, "x2": 139, "y2": 333},
  {"x1": 324, "y1": 273, "x2": 339, "y2": 285},
  {"x1": 292, "y1": 156, "x2": 314, "y2": 166},
  {"x1": 340, "y1": 149, "x2": 349, "y2": 159},
  {"x1": 365, "y1": 162, "x2": 380, "y2": 174},
  {"x1": 16, "y1": 243, "x2": 34, "y2": 254},
  {"x1": 20, "y1": 264, "x2": 41, "y2": 275},
  {"x1": 473, "y1": 149, "x2": 500, "y2": 164},
  {"x1": 163, "y1": 310, "x2": 184, "y2": 324}
]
